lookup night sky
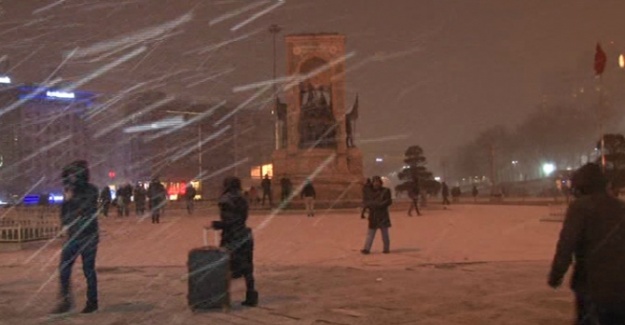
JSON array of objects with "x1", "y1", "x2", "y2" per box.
[{"x1": 2, "y1": 0, "x2": 625, "y2": 176}]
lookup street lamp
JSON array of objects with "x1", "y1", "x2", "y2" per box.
[
  {"x1": 619, "y1": 54, "x2": 624, "y2": 69},
  {"x1": 165, "y1": 110, "x2": 204, "y2": 179},
  {"x1": 269, "y1": 24, "x2": 282, "y2": 150}
]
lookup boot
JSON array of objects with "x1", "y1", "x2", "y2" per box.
[
  {"x1": 241, "y1": 290, "x2": 258, "y2": 307},
  {"x1": 81, "y1": 301, "x2": 98, "y2": 314},
  {"x1": 50, "y1": 298, "x2": 72, "y2": 315}
]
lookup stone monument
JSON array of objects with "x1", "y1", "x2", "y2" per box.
[{"x1": 272, "y1": 33, "x2": 363, "y2": 204}]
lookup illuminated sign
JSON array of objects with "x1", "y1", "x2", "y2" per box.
[
  {"x1": 0, "y1": 76, "x2": 11, "y2": 84},
  {"x1": 46, "y1": 90, "x2": 75, "y2": 99}
]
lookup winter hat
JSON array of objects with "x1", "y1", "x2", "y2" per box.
[
  {"x1": 571, "y1": 163, "x2": 607, "y2": 196},
  {"x1": 223, "y1": 176, "x2": 242, "y2": 192}
]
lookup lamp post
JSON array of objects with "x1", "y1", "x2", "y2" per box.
[
  {"x1": 165, "y1": 110, "x2": 203, "y2": 180},
  {"x1": 269, "y1": 24, "x2": 282, "y2": 150}
]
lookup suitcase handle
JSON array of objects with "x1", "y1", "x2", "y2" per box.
[{"x1": 203, "y1": 226, "x2": 219, "y2": 247}]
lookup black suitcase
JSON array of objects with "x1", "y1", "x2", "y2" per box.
[{"x1": 187, "y1": 228, "x2": 231, "y2": 311}]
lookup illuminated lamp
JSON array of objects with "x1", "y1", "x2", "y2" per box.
[
  {"x1": 0, "y1": 76, "x2": 11, "y2": 84},
  {"x1": 46, "y1": 90, "x2": 75, "y2": 99}
]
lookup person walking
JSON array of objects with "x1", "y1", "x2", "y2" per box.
[
  {"x1": 361, "y1": 176, "x2": 393, "y2": 254},
  {"x1": 133, "y1": 183, "x2": 146, "y2": 216},
  {"x1": 184, "y1": 183, "x2": 197, "y2": 215},
  {"x1": 548, "y1": 163, "x2": 625, "y2": 325},
  {"x1": 261, "y1": 174, "x2": 272, "y2": 207},
  {"x1": 407, "y1": 179, "x2": 422, "y2": 216},
  {"x1": 472, "y1": 185, "x2": 478, "y2": 202},
  {"x1": 211, "y1": 176, "x2": 258, "y2": 307},
  {"x1": 147, "y1": 178, "x2": 167, "y2": 224},
  {"x1": 301, "y1": 180, "x2": 316, "y2": 217},
  {"x1": 52, "y1": 160, "x2": 100, "y2": 315},
  {"x1": 99, "y1": 186, "x2": 111, "y2": 217},
  {"x1": 441, "y1": 181, "x2": 451, "y2": 206}
]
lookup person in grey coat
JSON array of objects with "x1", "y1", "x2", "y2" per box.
[{"x1": 361, "y1": 176, "x2": 393, "y2": 254}]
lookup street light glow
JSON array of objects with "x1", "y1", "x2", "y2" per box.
[
  {"x1": 542, "y1": 163, "x2": 556, "y2": 176},
  {"x1": 0, "y1": 76, "x2": 11, "y2": 84},
  {"x1": 619, "y1": 54, "x2": 625, "y2": 69},
  {"x1": 375, "y1": 157, "x2": 383, "y2": 162},
  {"x1": 46, "y1": 90, "x2": 75, "y2": 99}
]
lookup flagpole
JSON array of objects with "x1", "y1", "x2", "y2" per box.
[{"x1": 599, "y1": 74, "x2": 606, "y2": 172}]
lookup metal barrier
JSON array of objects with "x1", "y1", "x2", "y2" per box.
[{"x1": 0, "y1": 207, "x2": 61, "y2": 243}]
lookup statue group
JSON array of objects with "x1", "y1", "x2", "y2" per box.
[{"x1": 298, "y1": 82, "x2": 337, "y2": 149}]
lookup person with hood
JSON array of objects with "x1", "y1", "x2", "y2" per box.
[
  {"x1": 99, "y1": 186, "x2": 111, "y2": 217},
  {"x1": 211, "y1": 176, "x2": 258, "y2": 307},
  {"x1": 52, "y1": 160, "x2": 100, "y2": 315},
  {"x1": 548, "y1": 163, "x2": 625, "y2": 325},
  {"x1": 147, "y1": 178, "x2": 167, "y2": 224},
  {"x1": 300, "y1": 179, "x2": 316, "y2": 217},
  {"x1": 361, "y1": 176, "x2": 393, "y2": 254}
]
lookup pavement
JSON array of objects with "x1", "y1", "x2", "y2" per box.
[{"x1": 0, "y1": 203, "x2": 576, "y2": 324}]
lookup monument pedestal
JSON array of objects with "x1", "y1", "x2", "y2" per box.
[{"x1": 273, "y1": 147, "x2": 363, "y2": 204}]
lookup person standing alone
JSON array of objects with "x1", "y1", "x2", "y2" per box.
[
  {"x1": 261, "y1": 174, "x2": 272, "y2": 207},
  {"x1": 301, "y1": 180, "x2": 316, "y2": 217},
  {"x1": 147, "y1": 178, "x2": 167, "y2": 224},
  {"x1": 361, "y1": 176, "x2": 393, "y2": 254}
]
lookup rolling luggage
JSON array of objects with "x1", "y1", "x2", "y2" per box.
[{"x1": 187, "y1": 227, "x2": 230, "y2": 311}]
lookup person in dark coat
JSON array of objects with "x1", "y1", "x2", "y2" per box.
[
  {"x1": 184, "y1": 183, "x2": 197, "y2": 215},
  {"x1": 300, "y1": 179, "x2": 316, "y2": 217},
  {"x1": 441, "y1": 181, "x2": 450, "y2": 206},
  {"x1": 133, "y1": 183, "x2": 146, "y2": 216},
  {"x1": 407, "y1": 179, "x2": 422, "y2": 216},
  {"x1": 451, "y1": 186, "x2": 461, "y2": 203},
  {"x1": 361, "y1": 176, "x2": 393, "y2": 254},
  {"x1": 212, "y1": 176, "x2": 258, "y2": 307},
  {"x1": 99, "y1": 186, "x2": 111, "y2": 217},
  {"x1": 52, "y1": 160, "x2": 100, "y2": 315},
  {"x1": 360, "y1": 178, "x2": 372, "y2": 219},
  {"x1": 548, "y1": 163, "x2": 625, "y2": 325},
  {"x1": 280, "y1": 177, "x2": 292, "y2": 202},
  {"x1": 147, "y1": 178, "x2": 167, "y2": 224},
  {"x1": 471, "y1": 185, "x2": 478, "y2": 202},
  {"x1": 261, "y1": 174, "x2": 272, "y2": 207}
]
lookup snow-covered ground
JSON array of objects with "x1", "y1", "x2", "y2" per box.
[{"x1": 0, "y1": 204, "x2": 575, "y2": 324}]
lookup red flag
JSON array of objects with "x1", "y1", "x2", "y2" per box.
[{"x1": 595, "y1": 43, "x2": 607, "y2": 76}]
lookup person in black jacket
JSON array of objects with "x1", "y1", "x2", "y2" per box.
[
  {"x1": 212, "y1": 176, "x2": 258, "y2": 307},
  {"x1": 548, "y1": 163, "x2": 625, "y2": 325},
  {"x1": 361, "y1": 176, "x2": 393, "y2": 254},
  {"x1": 147, "y1": 178, "x2": 167, "y2": 224},
  {"x1": 407, "y1": 179, "x2": 422, "y2": 216},
  {"x1": 301, "y1": 180, "x2": 316, "y2": 217},
  {"x1": 99, "y1": 186, "x2": 111, "y2": 217},
  {"x1": 133, "y1": 183, "x2": 146, "y2": 216},
  {"x1": 261, "y1": 174, "x2": 272, "y2": 207},
  {"x1": 52, "y1": 160, "x2": 100, "y2": 315},
  {"x1": 184, "y1": 183, "x2": 197, "y2": 215},
  {"x1": 441, "y1": 181, "x2": 450, "y2": 206}
]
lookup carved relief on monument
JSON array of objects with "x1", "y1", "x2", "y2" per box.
[{"x1": 297, "y1": 57, "x2": 337, "y2": 149}]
